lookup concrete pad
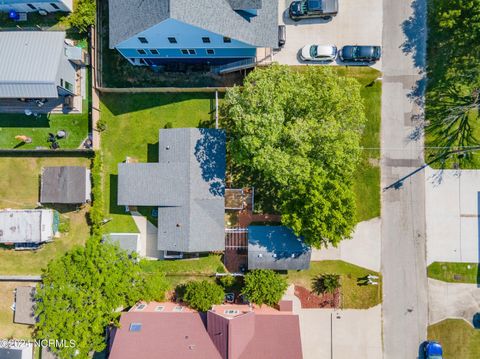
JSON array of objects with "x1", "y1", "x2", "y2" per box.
[
  {"x1": 273, "y1": 0, "x2": 383, "y2": 70},
  {"x1": 131, "y1": 211, "x2": 163, "y2": 260},
  {"x1": 425, "y1": 167, "x2": 480, "y2": 264},
  {"x1": 428, "y1": 278, "x2": 480, "y2": 326},
  {"x1": 296, "y1": 306, "x2": 383, "y2": 359},
  {"x1": 311, "y1": 218, "x2": 381, "y2": 272}
]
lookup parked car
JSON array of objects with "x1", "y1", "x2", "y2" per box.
[
  {"x1": 424, "y1": 341, "x2": 443, "y2": 359},
  {"x1": 300, "y1": 44, "x2": 337, "y2": 61},
  {"x1": 339, "y1": 45, "x2": 381, "y2": 63},
  {"x1": 289, "y1": 0, "x2": 339, "y2": 21}
]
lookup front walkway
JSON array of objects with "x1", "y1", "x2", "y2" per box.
[
  {"x1": 283, "y1": 285, "x2": 383, "y2": 359},
  {"x1": 310, "y1": 218, "x2": 381, "y2": 272},
  {"x1": 428, "y1": 278, "x2": 480, "y2": 326}
]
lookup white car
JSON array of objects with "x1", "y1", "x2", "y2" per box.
[{"x1": 300, "y1": 44, "x2": 338, "y2": 62}]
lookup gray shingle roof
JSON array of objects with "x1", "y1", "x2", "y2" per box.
[
  {"x1": 0, "y1": 31, "x2": 65, "y2": 98},
  {"x1": 40, "y1": 166, "x2": 90, "y2": 204},
  {"x1": 109, "y1": 0, "x2": 278, "y2": 48},
  {"x1": 118, "y1": 128, "x2": 226, "y2": 253},
  {"x1": 248, "y1": 226, "x2": 311, "y2": 270},
  {"x1": 14, "y1": 286, "x2": 36, "y2": 325}
]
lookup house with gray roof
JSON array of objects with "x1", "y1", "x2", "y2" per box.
[
  {"x1": 108, "y1": 0, "x2": 278, "y2": 67},
  {"x1": 248, "y1": 226, "x2": 311, "y2": 270},
  {"x1": 117, "y1": 128, "x2": 226, "y2": 254},
  {"x1": 0, "y1": 31, "x2": 79, "y2": 99},
  {"x1": 40, "y1": 166, "x2": 91, "y2": 204},
  {"x1": 0, "y1": 0, "x2": 72, "y2": 13}
]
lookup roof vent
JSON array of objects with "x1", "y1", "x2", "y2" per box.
[
  {"x1": 166, "y1": 145, "x2": 170, "y2": 150},
  {"x1": 176, "y1": 223, "x2": 181, "y2": 227},
  {"x1": 189, "y1": 345, "x2": 196, "y2": 350}
]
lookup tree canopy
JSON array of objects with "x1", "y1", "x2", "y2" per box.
[
  {"x1": 68, "y1": 0, "x2": 95, "y2": 34},
  {"x1": 181, "y1": 280, "x2": 225, "y2": 312},
  {"x1": 242, "y1": 269, "x2": 288, "y2": 306},
  {"x1": 222, "y1": 65, "x2": 366, "y2": 247},
  {"x1": 312, "y1": 273, "x2": 341, "y2": 295},
  {"x1": 35, "y1": 240, "x2": 168, "y2": 359},
  {"x1": 426, "y1": 0, "x2": 480, "y2": 164}
]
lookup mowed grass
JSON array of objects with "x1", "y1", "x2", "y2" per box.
[
  {"x1": 0, "y1": 282, "x2": 37, "y2": 339},
  {"x1": 0, "y1": 111, "x2": 89, "y2": 150},
  {"x1": 427, "y1": 262, "x2": 479, "y2": 284},
  {"x1": 285, "y1": 260, "x2": 382, "y2": 309},
  {"x1": 428, "y1": 319, "x2": 480, "y2": 358},
  {"x1": 0, "y1": 156, "x2": 91, "y2": 275},
  {"x1": 140, "y1": 255, "x2": 224, "y2": 275},
  {"x1": 99, "y1": 92, "x2": 216, "y2": 233}
]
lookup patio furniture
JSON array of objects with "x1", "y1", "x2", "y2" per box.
[
  {"x1": 51, "y1": 141, "x2": 60, "y2": 150},
  {"x1": 47, "y1": 133, "x2": 56, "y2": 142},
  {"x1": 57, "y1": 130, "x2": 67, "y2": 139}
]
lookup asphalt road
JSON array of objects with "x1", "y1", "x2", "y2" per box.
[{"x1": 380, "y1": 0, "x2": 429, "y2": 357}]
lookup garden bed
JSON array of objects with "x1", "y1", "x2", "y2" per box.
[{"x1": 294, "y1": 285, "x2": 340, "y2": 309}]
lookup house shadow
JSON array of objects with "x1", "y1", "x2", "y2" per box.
[
  {"x1": 109, "y1": 174, "x2": 127, "y2": 215},
  {"x1": 194, "y1": 128, "x2": 226, "y2": 197},
  {"x1": 100, "y1": 92, "x2": 215, "y2": 116},
  {"x1": 147, "y1": 142, "x2": 159, "y2": 163},
  {"x1": 0, "y1": 114, "x2": 50, "y2": 128}
]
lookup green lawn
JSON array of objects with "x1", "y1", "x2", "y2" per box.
[
  {"x1": 0, "y1": 156, "x2": 91, "y2": 275},
  {"x1": 0, "y1": 111, "x2": 89, "y2": 149},
  {"x1": 285, "y1": 260, "x2": 382, "y2": 309},
  {"x1": 428, "y1": 319, "x2": 480, "y2": 358},
  {"x1": 329, "y1": 68, "x2": 381, "y2": 221},
  {"x1": 99, "y1": 92, "x2": 216, "y2": 233},
  {"x1": 427, "y1": 262, "x2": 479, "y2": 284}
]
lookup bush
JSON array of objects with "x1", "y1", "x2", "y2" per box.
[
  {"x1": 58, "y1": 216, "x2": 70, "y2": 233},
  {"x1": 89, "y1": 152, "x2": 105, "y2": 235},
  {"x1": 218, "y1": 275, "x2": 235, "y2": 289},
  {"x1": 181, "y1": 280, "x2": 224, "y2": 312},
  {"x1": 312, "y1": 274, "x2": 341, "y2": 295},
  {"x1": 68, "y1": 0, "x2": 95, "y2": 34},
  {"x1": 96, "y1": 119, "x2": 107, "y2": 132},
  {"x1": 164, "y1": 122, "x2": 173, "y2": 129},
  {"x1": 242, "y1": 270, "x2": 288, "y2": 306},
  {"x1": 141, "y1": 272, "x2": 169, "y2": 302},
  {"x1": 216, "y1": 264, "x2": 226, "y2": 273}
]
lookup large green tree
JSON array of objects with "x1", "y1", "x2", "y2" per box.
[
  {"x1": 181, "y1": 280, "x2": 225, "y2": 312},
  {"x1": 426, "y1": 0, "x2": 480, "y2": 164},
  {"x1": 222, "y1": 65, "x2": 366, "y2": 247},
  {"x1": 242, "y1": 269, "x2": 288, "y2": 306},
  {"x1": 68, "y1": 0, "x2": 95, "y2": 34},
  {"x1": 35, "y1": 240, "x2": 167, "y2": 359}
]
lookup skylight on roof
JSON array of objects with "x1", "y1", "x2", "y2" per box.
[
  {"x1": 154, "y1": 306, "x2": 165, "y2": 312},
  {"x1": 129, "y1": 323, "x2": 142, "y2": 332},
  {"x1": 173, "y1": 306, "x2": 184, "y2": 312},
  {"x1": 135, "y1": 304, "x2": 146, "y2": 311}
]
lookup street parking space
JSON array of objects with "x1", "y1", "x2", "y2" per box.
[
  {"x1": 273, "y1": 0, "x2": 383, "y2": 70},
  {"x1": 425, "y1": 167, "x2": 480, "y2": 264}
]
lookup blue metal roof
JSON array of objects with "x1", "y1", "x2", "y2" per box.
[{"x1": 248, "y1": 225, "x2": 311, "y2": 270}]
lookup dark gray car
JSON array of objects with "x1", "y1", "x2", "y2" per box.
[
  {"x1": 289, "y1": 0, "x2": 339, "y2": 21},
  {"x1": 339, "y1": 45, "x2": 382, "y2": 63}
]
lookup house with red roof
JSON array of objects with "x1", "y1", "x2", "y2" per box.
[{"x1": 109, "y1": 301, "x2": 303, "y2": 359}]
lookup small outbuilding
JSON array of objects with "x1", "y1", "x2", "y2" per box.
[
  {"x1": 248, "y1": 226, "x2": 311, "y2": 270},
  {"x1": 14, "y1": 286, "x2": 36, "y2": 325},
  {"x1": 40, "y1": 166, "x2": 91, "y2": 204},
  {"x1": 103, "y1": 233, "x2": 141, "y2": 255}
]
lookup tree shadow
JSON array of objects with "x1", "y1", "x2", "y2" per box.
[
  {"x1": 401, "y1": 0, "x2": 427, "y2": 70},
  {"x1": 194, "y1": 128, "x2": 226, "y2": 197}
]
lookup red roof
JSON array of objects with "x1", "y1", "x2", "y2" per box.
[{"x1": 109, "y1": 312, "x2": 222, "y2": 359}]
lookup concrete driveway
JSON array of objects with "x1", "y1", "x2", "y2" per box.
[
  {"x1": 311, "y1": 217, "x2": 381, "y2": 272},
  {"x1": 272, "y1": 0, "x2": 383, "y2": 70},
  {"x1": 425, "y1": 167, "x2": 480, "y2": 264},
  {"x1": 428, "y1": 278, "x2": 480, "y2": 326},
  {"x1": 283, "y1": 286, "x2": 382, "y2": 359}
]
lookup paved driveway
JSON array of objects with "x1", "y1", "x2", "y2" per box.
[
  {"x1": 272, "y1": 0, "x2": 383, "y2": 70},
  {"x1": 283, "y1": 286, "x2": 382, "y2": 359},
  {"x1": 311, "y1": 217, "x2": 381, "y2": 272},
  {"x1": 428, "y1": 278, "x2": 480, "y2": 326},
  {"x1": 425, "y1": 167, "x2": 480, "y2": 264}
]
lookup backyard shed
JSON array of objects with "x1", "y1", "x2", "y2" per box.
[
  {"x1": 14, "y1": 286, "x2": 36, "y2": 325},
  {"x1": 41, "y1": 166, "x2": 91, "y2": 204},
  {"x1": 248, "y1": 226, "x2": 311, "y2": 270},
  {"x1": 0, "y1": 209, "x2": 58, "y2": 248},
  {"x1": 103, "y1": 233, "x2": 141, "y2": 255}
]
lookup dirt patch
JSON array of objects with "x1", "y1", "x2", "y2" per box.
[{"x1": 294, "y1": 285, "x2": 340, "y2": 309}]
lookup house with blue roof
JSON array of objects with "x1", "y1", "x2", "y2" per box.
[
  {"x1": 108, "y1": 0, "x2": 278, "y2": 67},
  {"x1": 0, "y1": 0, "x2": 72, "y2": 13}
]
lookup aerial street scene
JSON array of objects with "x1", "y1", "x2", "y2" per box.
[{"x1": 0, "y1": 0, "x2": 478, "y2": 358}]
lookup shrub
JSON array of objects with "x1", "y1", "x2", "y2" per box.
[
  {"x1": 312, "y1": 274, "x2": 341, "y2": 295},
  {"x1": 181, "y1": 280, "x2": 224, "y2": 312},
  {"x1": 141, "y1": 272, "x2": 169, "y2": 302},
  {"x1": 218, "y1": 274, "x2": 236, "y2": 289},
  {"x1": 242, "y1": 269, "x2": 288, "y2": 306},
  {"x1": 96, "y1": 119, "x2": 107, "y2": 132},
  {"x1": 68, "y1": 0, "x2": 95, "y2": 34},
  {"x1": 89, "y1": 152, "x2": 105, "y2": 235},
  {"x1": 164, "y1": 122, "x2": 173, "y2": 129}
]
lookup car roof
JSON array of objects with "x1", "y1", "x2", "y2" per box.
[{"x1": 314, "y1": 45, "x2": 336, "y2": 55}]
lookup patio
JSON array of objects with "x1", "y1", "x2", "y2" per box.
[{"x1": 0, "y1": 96, "x2": 82, "y2": 114}]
